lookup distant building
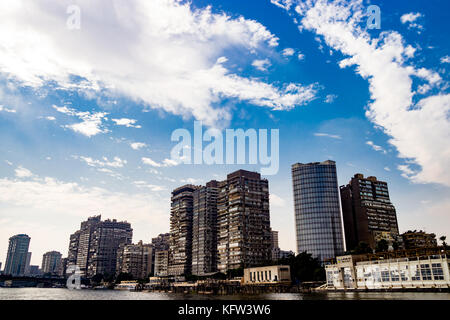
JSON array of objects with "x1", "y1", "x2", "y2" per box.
[
  {"x1": 28, "y1": 265, "x2": 41, "y2": 276},
  {"x1": 192, "y1": 180, "x2": 219, "y2": 275},
  {"x1": 402, "y1": 231, "x2": 438, "y2": 250},
  {"x1": 279, "y1": 250, "x2": 295, "y2": 259},
  {"x1": 271, "y1": 230, "x2": 280, "y2": 261},
  {"x1": 152, "y1": 233, "x2": 170, "y2": 277},
  {"x1": 292, "y1": 161, "x2": 345, "y2": 263},
  {"x1": 243, "y1": 265, "x2": 291, "y2": 284},
  {"x1": 59, "y1": 258, "x2": 68, "y2": 277},
  {"x1": 154, "y1": 250, "x2": 169, "y2": 277},
  {"x1": 67, "y1": 215, "x2": 133, "y2": 278},
  {"x1": 217, "y1": 170, "x2": 272, "y2": 272},
  {"x1": 116, "y1": 241, "x2": 153, "y2": 279},
  {"x1": 326, "y1": 253, "x2": 450, "y2": 290},
  {"x1": 41, "y1": 251, "x2": 62, "y2": 275},
  {"x1": 4, "y1": 234, "x2": 31, "y2": 276},
  {"x1": 24, "y1": 252, "x2": 32, "y2": 276},
  {"x1": 168, "y1": 185, "x2": 199, "y2": 276},
  {"x1": 340, "y1": 174, "x2": 399, "y2": 250}
]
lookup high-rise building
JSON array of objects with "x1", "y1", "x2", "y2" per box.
[
  {"x1": 24, "y1": 252, "x2": 32, "y2": 276},
  {"x1": 217, "y1": 170, "x2": 272, "y2": 272},
  {"x1": 152, "y1": 233, "x2": 170, "y2": 277},
  {"x1": 271, "y1": 230, "x2": 281, "y2": 261},
  {"x1": 292, "y1": 160, "x2": 345, "y2": 262},
  {"x1": 340, "y1": 174, "x2": 399, "y2": 250},
  {"x1": 168, "y1": 185, "x2": 199, "y2": 276},
  {"x1": 67, "y1": 215, "x2": 132, "y2": 277},
  {"x1": 154, "y1": 250, "x2": 169, "y2": 277},
  {"x1": 192, "y1": 180, "x2": 219, "y2": 275},
  {"x1": 4, "y1": 234, "x2": 31, "y2": 276},
  {"x1": 41, "y1": 251, "x2": 62, "y2": 275},
  {"x1": 116, "y1": 241, "x2": 153, "y2": 279},
  {"x1": 59, "y1": 258, "x2": 68, "y2": 277}
]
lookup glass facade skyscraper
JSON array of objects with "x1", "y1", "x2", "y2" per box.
[
  {"x1": 292, "y1": 160, "x2": 344, "y2": 262},
  {"x1": 4, "y1": 234, "x2": 31, "y2": 276}
]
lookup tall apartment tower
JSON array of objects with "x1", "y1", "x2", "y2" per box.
[
  {"x1": 292, "y1": 160, "x2": 345, "y2": 262},
  {"x1": 271, "y1": 230, "x2": 281, "y2": 261},
  {"x1": 340, "y1": 174, "x2": 399, "y2": 250},
  {"x1": 153, "y1": 233, "x2": 170, "y2": 277},
  {"x1": 192, "y1": 180, "x2": 219, "y2": 275},
  {"x1": 116, "y1": 241, "x2": 153, "y2": 279},
  {"x1": 41, "y1": 251, "x2": 62, "y2": 275},
  {"x1": 168, "y1": 185, "x2": 199, "y2": 276},
  {"x1": 4, "y1": 234, "x2": 31, "y2": 276},
  {"x1": 217, "y1": 170, "x2": 271, "y2": 272},
  {"x1": 67, "y1": 215, "x2": 132, "y2": 277}
]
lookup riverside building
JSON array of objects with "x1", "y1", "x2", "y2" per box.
[
  {"x1": 4, "y1": 234, "x2": 31, "y2": 276},
  {"x1": 292, "y1": 161, "x2": 345, "y2": 263},
  {"x1": 340, "y1": 174, "x2": 399, "y2": 250}
]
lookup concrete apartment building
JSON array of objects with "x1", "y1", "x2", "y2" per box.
[
  {"x1": 152, "y1": 233, "x2": 170, "y2": 277},
  {"x1": 4, "y1": 234, "x2": 31, "y2": 276},
  {"x1": 340, "y1": 174, "x2": 399, "y2": 250},
  {"x1": 41, "y1": 251, "x2": 62, "y2": 275},
  {"x1": 67, "y1": 215, "x2": 132, "y2": 277},
  {"x1": 192, "y1": 180, "x2": 219, "y2": 275},
  {"x1": 168, "y1": 185, "x2": 199, "y2": 276},
  {"x1": 292, "y1": 161, "x2": 345, "y2": 263},
  {"x1": 401, "y1": 230, "x2": 438, "y2": 250},
  {"x1": 217, "y1": 170, "x2": 272, "y2": 272},
  {"x1": 116, "y1": 241, "x2": 153, "y2": 279}
]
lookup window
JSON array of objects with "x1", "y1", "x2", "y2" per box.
[
  {"x1": 411, "y1": 265, "x2": 421, "y2": 281},
  {"x1": 432, "y1": 263, "x2": 444, "y2": 281},
  {"x1": 420, "y1": 264, "x2": 432, "y2": 281}
]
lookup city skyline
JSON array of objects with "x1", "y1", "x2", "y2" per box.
[{"x1": 1, "y1": 0, "x2": 450, "y2": 266}]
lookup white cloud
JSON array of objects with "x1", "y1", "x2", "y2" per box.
[
  {"x1": 275, "y1": 0, "x2": 450, "y2": 186},
  {"x1": 441, "y1": 55, "x2": 450, "y2": 64},
  {"x1": 130, "y1": 142, "x2": 147, "y2": 150},
  {"x1": 15, "y1": 166, "x2": 33, "y2": 178},
  {"x1": 180, "y1": 178, "x2": 203, "y2": 184},
  {"x1": 45, "y1": 116, "x2": 56, "y2": 121},
  {"x1": 366, "y1": 141, "x2": 387, "y2": 154},
  {"x1": 384, "y1": 167, "x2": 391, "y2": 172},
  {"x1": 53, "y1": 105, "x2": 108, "y2": 137},
  {"x1": 142, "y1": 156, "x2": 180, "y2": 168},
  {"x1": 400, "y1": 12, "x2": 423, "y2": 30},
  {"x1": 77, "y1": 156, "x2": 127, "y2": 168},
  {"x1": 324, "y1": 94, "x2": 337, "y2": 103},
  {"x1": 297, "y1": 52, "x2": 305, "y2": 60},
  {"x1": 0, "y1": 0, "x2": 318, "y2": 126},
  {"x1": 314, "y1": 132, "x2": 341, "y2": 139},
  {"x1": 112, "y1": 118, "x2": 141, "y2": 128},
  {"x1": 0, "y1": 105, "x2": 16, "y2": 113},
  {"x1": 5, "y1": 160, "x2": 13, "y2": 166},
  {"x1": 282, "y1": 48, "x2": 295, "y2": 57},
  {"x1": 252, "y1": 59, "x2": 271, "y2": 71}
]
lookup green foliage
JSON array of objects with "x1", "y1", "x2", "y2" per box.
[
  {"x1": 115, "y1": 272, "x2": 134, "y2": 284},
  {"x1": 376, "y1": 239, "x2": 389, "y2": 253},
  {"x1": 278, "y1": 251, "x2": 325, "y2": 283}
]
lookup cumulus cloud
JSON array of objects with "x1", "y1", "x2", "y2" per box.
[
  {"x1": 324, "y1": 94, "x2": 337, "y2": 103},
  {"x1": 130, "y1": 142, "x2": 147, "y2": 150},
  {"x1": 0, "y1": 0, "x2": 318, "y2": 126},
  {"x1": 252, "y1": 59, "x2": 272, "y2": 71},
  {"x1": 366, "y1": 141, "x2": 387, "y2": 154},
  {"x1": 0, "y1": 105, "x2": 16, "y2": 113},
  {"x1": 282, "y1": 48, "x2": 295, "y2": 57},
  {"x1": 273, "y1": 0, "x2": 450, "y2": 186},
  {"x1": 53, "y1": 105, "x2": 109, "y2": 137},
  {"x1": 441, "y1": 56, "x2": 450, "y2": 64},
  {"x1": 15, "y1": 166, "x2": 33, "y2": 178},
  {"x1": 112, "y1": 118, "x2": 141, "y2": 128},
  {"x1": 142, "y1": 157, "x2": 179, "y2": 168},
  {"x1": 400, "y1": 12, "x2": 424, "y2": 30}
]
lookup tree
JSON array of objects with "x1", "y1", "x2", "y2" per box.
[
  {"x1": 353, "y1": 242, "x2": 373, "y2": 254},
  {"x1": 376, "y1": 239, "x2": 389, "y2": 253},
  {"x1": 440, "y1": 236, "x2": 447, "y2": 249},
  {"x1": 115, "y1": 272, "x2": 134, "y2": 284},
  {"x1": 279, "y1": 251, "x2": 325, "y2": 283}
]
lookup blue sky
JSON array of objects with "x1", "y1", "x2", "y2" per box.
[{"x1": 0, "y1": 0, "x2": 449, "y2": 266}]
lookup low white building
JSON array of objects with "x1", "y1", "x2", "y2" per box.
[
  {"x1": 243, "y1": 265, "x2": 291, "y2": 284},
  {"x1": 326, "y1": 254, "x2": 450, "y2": 290}
]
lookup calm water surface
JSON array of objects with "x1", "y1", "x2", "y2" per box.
[{"x1": 0, "y1": 288, "x2": 449, "y2": 300}]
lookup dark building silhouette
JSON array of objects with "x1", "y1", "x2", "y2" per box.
[
  {"x1": 4, "y1": 234, "x2": 31, "y2": 276},
  {"x1": 340, "y1": 174, "x2": 399, "y2": 250}
]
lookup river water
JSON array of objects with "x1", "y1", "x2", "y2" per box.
[{"x1": 0, "y1": 288, "x2": 449, "y2": 300}]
